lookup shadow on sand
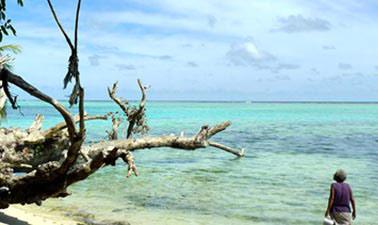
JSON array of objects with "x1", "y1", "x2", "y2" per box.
[{"x1": 0, "y1": 212, "x2": 30, "y2": 225}]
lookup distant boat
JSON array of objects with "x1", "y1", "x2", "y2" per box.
[{"x1": 245, "y1": 100, "x2": 252, "y2": 104}]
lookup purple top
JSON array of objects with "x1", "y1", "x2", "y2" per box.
[{"x1": 332, "y1": 182, "x2": 352, "y2": 213}]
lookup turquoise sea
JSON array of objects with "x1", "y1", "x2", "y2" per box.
[{"x1": 3, "y1": 101, "x2": 378, "y2": 225}]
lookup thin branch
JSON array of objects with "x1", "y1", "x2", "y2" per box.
[
  {"x1": 137, "y1": 79, "x2": 146, "y2": 109},
  {"x1": 89, "y1": 122, "x2": 233, "y2": 152},
  {"x1": 125, "y1": 79, "x2": 147, "y2": 138},
  {"x1": 107, "y1": 81, "x2": 129, "y2": 116},
  {"x1": 46, "y1": 0, "x2": 74, "y2": 51},
  {"x1": 106, "y1": 113, "x2": 122, "y2": 140},
  {"x1": 0, "y1": 69, "x2": 18, "y2": 109},
  {"x1": 108, "y1": 80, "x2": 148, "y2": 139},
  {"x1": 207, "y1": 121, "x2": 231, "y2": 138},
  {"x1": 43, "y1": 114, "x2": 107, "y2": 138},
  {"x1": 74, "y1": 0, "x2": 81, "y2": 50},
  {"x1": 78, "y1": 85, "x2": 85, "y2": 136},
  {"x1": 64, "y1": 122, "x2": 242, "y2": 185},
  {"x1": 27, "y1": 114, "x2": 44, "y2": 132},
  {"x1": 73, "y1": 0, "x2": 84, "y2": 136},
  {"x1": 208, "y1": 141, "x2": 245, "y2": 157}
]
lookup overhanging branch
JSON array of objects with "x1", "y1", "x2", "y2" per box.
[{"x1": 4, "y1": 68, "x2": 76, "y2": 140}]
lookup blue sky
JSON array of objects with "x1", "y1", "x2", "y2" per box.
[{"x1": 3, "y1": 0, "x2": 378, "y2": 101}]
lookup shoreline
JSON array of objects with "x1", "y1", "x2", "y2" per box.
[{"x1": 0, "y1": 205, "x2": 79, "y2": 225}]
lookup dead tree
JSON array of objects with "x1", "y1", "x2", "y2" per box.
[{"x1": 0, "y1": 1, "x2": 244, "y2": 209}]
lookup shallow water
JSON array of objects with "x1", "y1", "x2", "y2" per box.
[{"x1": 3, "y1": 101, "x2": 378, "y2": 224}]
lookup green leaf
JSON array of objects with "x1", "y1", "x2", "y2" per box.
[
  {"x1": 9, "y1": 24, "x2": 15, "y2": 35},
  {"x1": 0, "y1": 44, "x2": 21, "y2": 54},
  {"x1": 0, "y1": 0, "x2": 5, "y2": 10},
  {"x1": 1, "y1": 25, "x2": 8, "y2": 35}
]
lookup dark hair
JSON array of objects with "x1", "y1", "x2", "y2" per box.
[{"x1": 333, "y1": 169, "x2": 347, "y2": 183}]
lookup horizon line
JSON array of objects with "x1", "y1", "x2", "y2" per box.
[{"x1": 15, "y1": 99, "x2": 378, "y2": 104}]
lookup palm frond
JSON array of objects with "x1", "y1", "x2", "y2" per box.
[
  {"x1": 0, "y1": 44, "x2": 21, "y2": 54},
  {"x1": 0, "y1": 54, "x2": 12, "y2": 70}
]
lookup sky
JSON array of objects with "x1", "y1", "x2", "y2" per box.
[{"x1": 3, "y1": 0, "x2": 378, "y2": 101}]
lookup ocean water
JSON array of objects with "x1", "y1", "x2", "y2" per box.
[{"x1": 3, "y1": 101, "x2": 378, "y2": 225}]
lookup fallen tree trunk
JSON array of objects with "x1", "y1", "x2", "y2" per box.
[
  {"x1": 0, "y1": 0, "x2": 244, "y2": 210},
  {"x1": 0, "y1": 113, "x2": 244, "y2": 208},
  {"x1": 0, "y1": 74, "x2": 244, "y2": 209}
]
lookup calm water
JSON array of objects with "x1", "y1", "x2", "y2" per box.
[{"x1": 3, "y1": 101, "x2": 378, "y2": 225}]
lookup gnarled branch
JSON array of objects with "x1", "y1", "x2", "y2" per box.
[
  {"x1": 106, "y1": 113, "x2": 122, "y2": 140},
  {"x1": 107, "y1": 81, "x2": 129, "y2": 116},
  {"x1": 108, "y1": 79, "x2": 149, "y2": 139},
  {"x1": 3, "y1": 68, "x2": 77, "y2": 140}
]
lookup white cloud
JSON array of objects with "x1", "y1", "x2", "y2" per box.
[
  {"x1": 6, "y1": 0, "x2": 378, "y2": 100},
  {"x1": 226, "y1": 38, "x2": 276, "y2": 66}
]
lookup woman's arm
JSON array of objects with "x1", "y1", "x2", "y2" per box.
[
  {"x1": 325, "y1": 184, "x2": 335, "y2": 217},
  {"x1": 350, "y1": 186, "x2": 356, "y2": 220}
]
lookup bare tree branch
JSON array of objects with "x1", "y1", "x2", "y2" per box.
[
  {"x1": 0, "y1": 69, "x2": 18, "y2": 109},
  {"x1": 108, "y1": 80, "x2": 148, "y2": 139},
  {"x1": 4, "y1": 68, "x2": 77, "y2": 140},
  {"x1": 27, "y1": 114, "x2": 44, "y2": 132},
  {"x1": 208, "y1": 141, "x2": 245, "y2": 157},
  {"x1": 44, "y1": 0, "x2": 85, "y2": 174},
  {"x1": 74, "y1": 0, "x2": 81, "y2": 50},
  {"x1": 74, "y1": 0, "x2": 84, "y2": 137},
  {"x1": 126, "y1": 79, "x2": 147, "y2": 138},
  {"x1": 106, "y1": 113, "x2": 122, "y2": 140},
  {"x1": 43, "y1": 114, "x2": 108, "y2": 139},
  {"x1": 107, "y1": 82, "x2": 129, "y2": 116},
  {"x1": 46, "y1": 0, "x2": 74, "y2": 51}
]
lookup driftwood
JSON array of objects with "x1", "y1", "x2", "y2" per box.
[
  {"x1": 0, "y1": 68, "x2": 244, "y2": 209},
  {"x1": 0, "y1": 0, "x2": 244, "y2": 209},
  {"x1": 106, "y1": 112, "x2": 122, "y2": 140},
  {"x1": 108, "y1": 80, "x2": 149, "y2": 139}
]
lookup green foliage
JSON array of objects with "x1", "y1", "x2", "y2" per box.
[
  {"x1": 0, "y1": 44, "x2": 21, "y2": 121},
  {"x1": 0, "y1": 0, "x2": 24, "y2": 42},
  {"x1": 0, "y1": 44, "x2": 21, "y2": 53},
  {"x1": 0, "y1": 101, "x2": 6, "y2": 119},
  {"x1": 0, "y1": 0, "x2": 23, "y2": 122},
  {"x1": 0, "y1": 44, "x2": 21, "y2": 70}
]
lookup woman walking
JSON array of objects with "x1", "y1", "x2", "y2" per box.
[{"x1": 325, "y1": 169, "x2": 356, "y2": 225}]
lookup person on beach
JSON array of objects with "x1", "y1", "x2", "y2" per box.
[{"x1": 325, "y1": 169, "x2": 356, "y2": 225}]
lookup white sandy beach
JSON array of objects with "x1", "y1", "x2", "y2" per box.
[{"x1": 0, "y1": 206, "x2": 78, "y2": 225}]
